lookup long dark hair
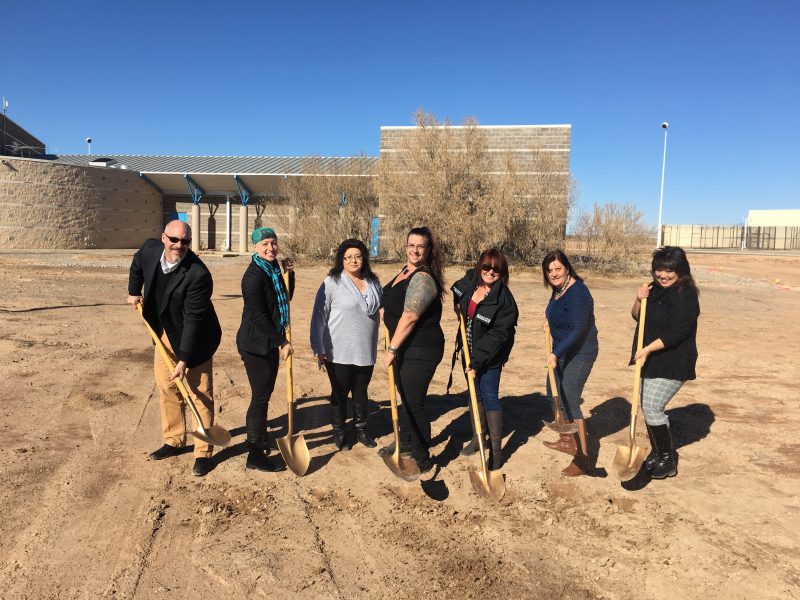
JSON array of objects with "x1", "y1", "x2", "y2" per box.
[
  {"x1": 328, "y1": 239, "x2": 378, "y2": 282},
  {"x1": 475, "y1": 248, "x2": 510, "y2": 286},
  {"x1": 541, "y1": 249, "x2": 584, "y2": 289},
  {"x1": 651, "y1": 246, "x2": 697, "y2": 293},
  {"x1": 408, "y1": 226, "x2": 445, "y2": 297}
]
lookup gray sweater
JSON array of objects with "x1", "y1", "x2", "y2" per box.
[{"x1": 310, "y1": 274, "x2": 382, "y2": 366}]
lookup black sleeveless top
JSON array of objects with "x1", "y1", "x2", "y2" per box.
[{"x1": 382, "y1": 268, "x2": 444, "y2": 350}]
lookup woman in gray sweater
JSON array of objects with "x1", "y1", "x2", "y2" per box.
[{"x1": 311, "y1": 239, "x2": 382, "y2": 450}]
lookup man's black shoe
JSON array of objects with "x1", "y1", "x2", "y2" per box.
[
  {"x1": 192, "y1": 457, "x2": 214, "y2": 477},
  {"x1": 149, "y1": 444, "x2": 181, "y2": 461}
]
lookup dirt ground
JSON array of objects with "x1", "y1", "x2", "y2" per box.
[{"x1": 0, "y1": 248, "x2": 798, "y2": 599}]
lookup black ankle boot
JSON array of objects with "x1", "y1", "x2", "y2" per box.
[
  {"x1": 649, "y1": 424, "x2": 677, "y2": 479},
  {"x1": 644, "y1": 424, "x2": 659, "y2": 473},
  {"x1": 356, "y1": 428, "x2": 377, "y2": 448},
  {"x1": 246, "y1": 416, "x2": 271, "y2": 455},
  {"x1": 246, "y1": 445, "x2": 283, "y2": 472}
]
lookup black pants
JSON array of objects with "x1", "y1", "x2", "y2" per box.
[
  {"x1": 326, "y1": 363, "x2": 374, "y2": 432},
  {"x1": 240, "y1": 349, "x2": 279, "y2": 446},
  {"x1": 395, "y1": 344, "x2": 444, "y2": 462}
]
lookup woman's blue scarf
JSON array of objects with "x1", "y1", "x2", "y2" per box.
[{"x1": 252, "y1": 254, "x2": 289, "y2": 333}]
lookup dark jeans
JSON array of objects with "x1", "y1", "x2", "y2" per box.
[
  {"x1": 475, "y1": 366, "x2": 502, "y2": 412},
  {"x1": 240, "y1": 349, "x2": 280, "y2": 445},
  {"x1": 395, "y1": 344, "x2": 444, "y2": 462},
  {"x1": 545, "y1": 355, "x2": 596, "y2": 421},
  {"x1": 326, "y1": 362, "x2": 375, "y2": 431}
]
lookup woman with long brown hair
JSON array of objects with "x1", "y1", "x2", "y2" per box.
[{"x1": 379, "y1": 227, "x2": 445, "y2": 474}]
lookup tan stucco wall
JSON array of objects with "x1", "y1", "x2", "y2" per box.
[{"x1": 0, "y1": 156, "x2": 162, "y2": 248}]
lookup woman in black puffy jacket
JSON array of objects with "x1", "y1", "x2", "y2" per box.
[{"x1": 451, "y1": 248, "x2": 518, "y2": 470}]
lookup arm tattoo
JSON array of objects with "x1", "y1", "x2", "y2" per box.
[{"x1": 404, "y1": 273, "x2": 437, "y2": 315}]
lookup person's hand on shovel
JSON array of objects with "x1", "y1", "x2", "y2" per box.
[
  {"x1": 280, "y1": 342, "x2": 293, "y2": 361},
  {"x1": 546, "y1": 352, "x2": 557, "y2": 370},
  {"x1": 169, "y1": 360, "x2": 187, "y2": 381},
  {"x1": 384, "y1": 344, "x2": 397, "y2": 368},
  {"x1": 127, "y1": 295, "x2": 142, "y2": 308}
]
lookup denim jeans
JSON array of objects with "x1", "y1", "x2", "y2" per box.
[{"x1": 475, "y1": 366, "x2": 502, "y2": 411}]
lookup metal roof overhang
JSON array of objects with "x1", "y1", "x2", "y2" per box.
[{"x1": 143, "y1": 172, "x2": 289, "y2": 196}]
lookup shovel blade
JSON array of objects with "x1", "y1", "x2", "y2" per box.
[
  {"x1": 469, "y1": 468, "x2": 506, "y2": 502},
  {"x1": 382, "y1": 452, "x2": 420, "y2": 482},
  {"x1": 190, "y1": 425, "x2": 232, "y2": 448},
  {"x1": 613, "y1": 444, "x2": 648, "y2": 481},
  {"x1": 277, "y1": 434, "x2": 310, "y2": 477}
]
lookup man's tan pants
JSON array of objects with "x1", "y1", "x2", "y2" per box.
[{"x1": 154, "y1": 332, "x2": 214, "y2": 458}]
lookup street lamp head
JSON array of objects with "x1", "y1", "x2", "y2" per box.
[
  {"x1": 85, "y1": 137, "x2": 92, "y2": 144},
  {"x1": 661, "y1": 122, "x2": 669, "y2": 130}
]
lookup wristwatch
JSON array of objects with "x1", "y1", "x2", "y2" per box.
[{"x1": 388, "y1": 345, "x2": 398, "y2": 355}]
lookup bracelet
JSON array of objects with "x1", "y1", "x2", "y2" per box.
[{"x1": 388, "y1": 345, "x2": 398, "y2": 355}]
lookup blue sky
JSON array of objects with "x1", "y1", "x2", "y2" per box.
[{"x1": 3, "y1": 1, "x2": 798, "y2": 226}]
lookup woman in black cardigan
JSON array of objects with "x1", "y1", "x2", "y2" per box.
[
  {"x1": 631, "y1": 246, "x2": 700, "y2": 480},
  {"x1": 236, "y1": 227, "x2": 294, "y2": 473},
  {"x1": 451, "y1": 248, "x2": 518, "y2": 470}
]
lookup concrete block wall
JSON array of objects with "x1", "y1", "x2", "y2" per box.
[{"x1": 0, "y1": 156, "x2": 162, "y2": 248}]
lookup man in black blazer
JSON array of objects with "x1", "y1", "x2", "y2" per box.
[{"x1": 127, "y1": 220, "x2": 222, "y2": 477}]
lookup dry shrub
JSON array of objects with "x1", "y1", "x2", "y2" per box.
[
  {"x1": 571, "y1": 203, "x2": 653, "y2": 272},
  {"x1": 278, "y1": 158, "x2": 377, "y2": 259},
  {"x1": 376, "y1": 110, "x2": 570, "y2": 263}
]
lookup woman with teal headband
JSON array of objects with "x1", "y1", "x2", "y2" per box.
[{"x1": 236, "y1": 227, "x2": 294, "y2": 473}]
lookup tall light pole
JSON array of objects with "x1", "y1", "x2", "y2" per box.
[{"x1": 656, "y1": 121, "x2": 669, "y2": 247}]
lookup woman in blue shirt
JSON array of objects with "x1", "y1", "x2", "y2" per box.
[{"x1": 541, "y1": 250, "x2": 599, "y2": 477}]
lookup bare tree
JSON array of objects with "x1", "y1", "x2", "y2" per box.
[
  {"x1": 376, "y1": 110, "x2": 570, "y2": 263},
  {"x1": 278, "y1": 157, "x2": 377, "y2": 259},
  {"x1": 572, "y1": 203, "x2": 653, "y2": 272}
]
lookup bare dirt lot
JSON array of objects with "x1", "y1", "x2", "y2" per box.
[{"x1": 0, "y1": 249, "x2": 798, "y2": 599}]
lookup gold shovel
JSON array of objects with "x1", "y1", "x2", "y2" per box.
[
  {"x1": 459, "y1": 315, "x2": 505, "y2": 501},
  {"x1": 381, "y1": 326, "x2": 420, "y2": 481},
  {"x1": 543, "y1": 327, "x2": 579, "y2": 435},
  {"x1": 136, "y1": 304, "x2": 231, "y2": 447},
  {"x1": 276, "y1": 265, "x2": 310, "y2": 476},
  {"x1": 613, "y1": 296, "x2": 649, "y2": 480}
]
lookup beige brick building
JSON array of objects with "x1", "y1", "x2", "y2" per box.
[{"x1": 0, "y1": 123, "x2": 571, "y2": 250}]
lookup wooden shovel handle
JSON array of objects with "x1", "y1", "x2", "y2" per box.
[{"x1": 630, "y1": 297, "x2": 648, "y2": 417}]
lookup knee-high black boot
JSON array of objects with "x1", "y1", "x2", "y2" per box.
[
  {"x1": 353, "y1": 395, "x2": 376, "y2": 447},
  {"x1": 486, "y1": 409, "x2": 503, "y2": 471},
  {"x1": 644, "y1": 423, "x2": 659, "y2": 473},
  {"x1": 331, "y1": 400, "x2": 350, "y2": 451},
  {"x1": 649, "y1": 424, "x2": 677, "y2": 479}
]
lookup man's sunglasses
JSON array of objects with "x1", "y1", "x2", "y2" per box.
[
  {"x1": 481, "y1": 263, "x2": 501, "y2": 274},
  {"x1": 166, "y1": 235, "x2": 192, "y2": 245}
]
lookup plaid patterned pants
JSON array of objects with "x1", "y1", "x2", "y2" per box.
[{"x1": 641, "y1": 378, "x2": 684, "y2": 426}]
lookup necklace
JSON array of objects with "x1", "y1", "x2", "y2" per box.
[
  {"x1": 555, "y1": 274, "x2": 571, "y2": 298},
  {"x1": 475, "y1": 284, "x2": 490, "y2": 300}
]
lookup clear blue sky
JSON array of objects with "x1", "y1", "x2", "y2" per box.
[{"x1": 3, "y1": 1, "x2": 798, "y2": 226}]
